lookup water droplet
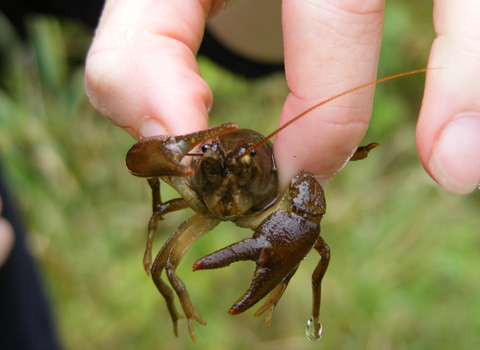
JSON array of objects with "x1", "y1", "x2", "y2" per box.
[{"x1": 306, "y1": 317, "x2": 322, "y2": 341}]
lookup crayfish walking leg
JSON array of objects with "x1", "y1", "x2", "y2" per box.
[
  {"x1": 306, "y1": 236, "x2": 331, "y2": 341},
  {"x1": 150, "y1": 214, "x2": 220, "y2": 341},
  {"x1": 143, "y1": 178, "x2": 189, "y2": 273}
]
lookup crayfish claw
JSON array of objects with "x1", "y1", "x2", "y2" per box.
[
  {"x1": 193, "y1": 237, "x2": 276, "y2": 314},
  {"x1": 126, "y1": 135, "x2": 194, "y2": 177},
  {"x1": 126, "y1": 123, "x2": 239, "y2": 178},
  {"x1": 194, "y1": 206, "x2": 321, "y2": 317},
  {"x1": 227, "y1": 263, "x2": 278, "y2": 316},
  {"x1": 193, "y1": 237, "x2": 265, "y2": 271}
]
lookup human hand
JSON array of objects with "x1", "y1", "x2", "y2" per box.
[
  {"x1": 0, "y1": 196, "x2": 14, "y2": 267},
  {"x1": 274, "y1": 0, "x2": 480, "y2": 194},
  {"x1": 85, "y1": 0, "x2": 224, "y2": 138},
  {"x1": 85, "y1": 0, "x2": 480, "y2": 195}
]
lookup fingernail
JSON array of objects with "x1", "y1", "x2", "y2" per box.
[
  {"x1": 137, "y1": 116, "x2": 168, "y2": 138},
  {"x1": 428, "y1": 112, "x2": 480, "y2": 194}
]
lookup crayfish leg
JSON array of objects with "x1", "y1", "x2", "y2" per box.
[
  {"x1": 166, "y1": 268, "x2": 207, "y2": 341},
  {"x1": 150, "y1": 213, "x2": 220, "y2": 341},
  {"x1": 307, "y1": 236, "x2": 331, "y2": 341},
  {"x1": 143, "y1": 178, "x2": 189, "y2": 273},
  {"x1": 152, "y1": 276, "x2": 184, "y2": 337},
  {"x1": 253, "y1": 266, "x2": 298, "y2": 328},
  {"x1": 350, "y1": 142, "x2": 379, "y2": 161}
]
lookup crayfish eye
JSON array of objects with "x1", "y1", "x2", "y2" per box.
[
  {"x1": 249, "y1": 150, "x2": 257, "y2": 157},
  {"x1": 201, "y1": 144, "x2": 210, "y2": 153}
]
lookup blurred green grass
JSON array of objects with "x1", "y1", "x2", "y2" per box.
[{"x1": 0, "y1": 3, "x2": 479, "y2": 350}]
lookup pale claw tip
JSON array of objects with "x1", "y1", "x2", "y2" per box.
[{"x1": 227, "y1": 307, "x2": 241, "y2": 316}]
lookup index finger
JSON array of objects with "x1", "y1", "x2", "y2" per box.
[
  {"x1": 274, "y1": 0, "x2": 385, "y2": 189},
  {"x1": 85, "y1": 0, "x2": 226, "y2": 139}
]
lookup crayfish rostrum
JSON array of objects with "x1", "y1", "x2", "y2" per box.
[{"x1": 124, "y1": 69, "x2": 426, "y2": 341}]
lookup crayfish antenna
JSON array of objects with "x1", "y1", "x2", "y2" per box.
[{"x1": 241, "y1": 68, "x2": 436, "y2": 157}]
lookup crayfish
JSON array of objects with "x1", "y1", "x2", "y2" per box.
[{"x1": 125, "y1": 69, "x2": 427, "y2": 341}]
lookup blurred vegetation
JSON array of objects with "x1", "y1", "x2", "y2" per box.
[{"x1": 0, "y1": 2, "x2": 479, "y2": 350}]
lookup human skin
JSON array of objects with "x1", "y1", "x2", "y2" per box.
[
  {"x1": 85, "y1": 0, "x2": 480, "y2": 195},
  {"x1": 0, "y1": 196, "x2": 14, "y2": 267}
]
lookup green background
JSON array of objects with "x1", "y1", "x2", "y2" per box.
[{"x1": 0, "y1": 2, "x2": 479, "y2": 349}]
